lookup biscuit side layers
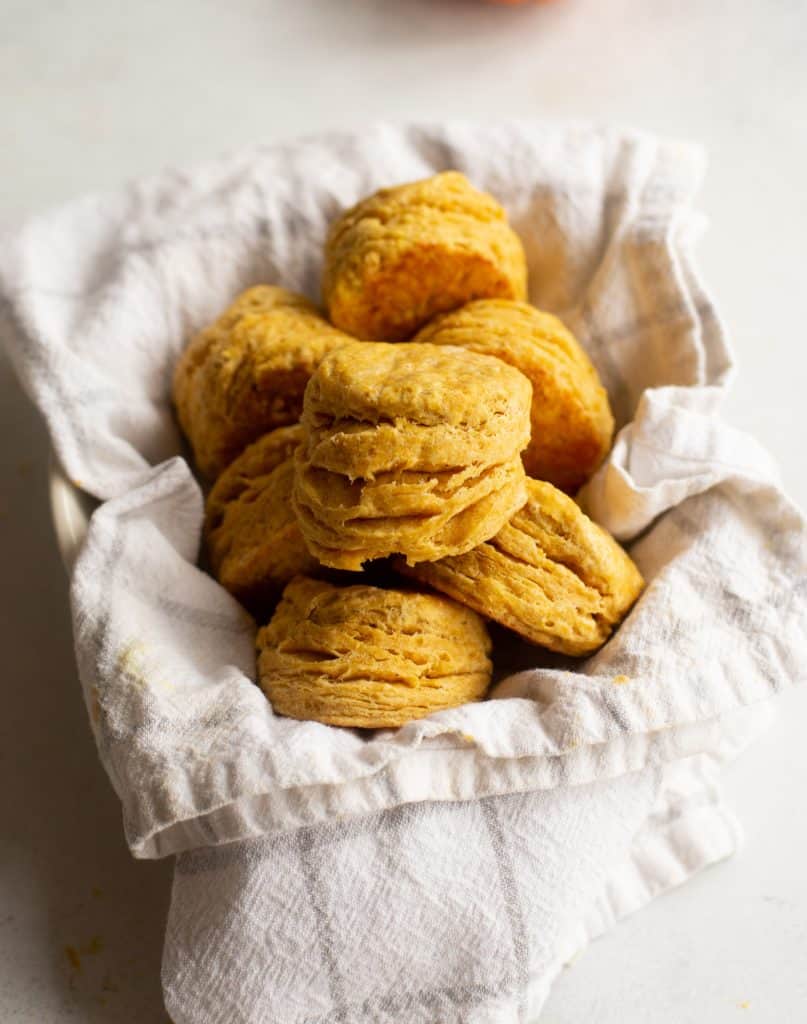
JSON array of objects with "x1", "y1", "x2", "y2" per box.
[
  {"x1": 293, "y1": 342, "x2": 532, "y2": 569},
  {"x1": 399, "y1": 479, "x2": 644, "y2": 656},
  {"x1": 257, "y1": 576, "x2": 493, "y2": 727},
  {"x1": 173, "y1": 286, "x2": 355, "y2": 479},
  {"x1": 205, "y1": 424, "x2": 318, "y2": 607},
  {"x1": 415, "y1": 299, "x2": 615, "y2": 492},
  {"x1": 323, "y1": 172, "x2": 528, "y2": 341}
]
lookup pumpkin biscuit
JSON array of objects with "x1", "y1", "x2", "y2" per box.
[
  {"x1": 257, "y1": 576, "x2": 493, "y2": 728},
  {"x1": 415, "y1": 300, "x2": 614, "y2": 492},
  {"x1": 323, "y1": 172, "x2": 528, "y2": 341},
  {"x1": 205, "y1": 425, "x2": 318, "y2": 608},
  {"x1": 173, "y1": 285, "x2": 354, "y2": 478},
  {"x1": 293, "y1": 342, "x2": 532, "y2": 569},
  {"x1": 398, "y1": 478, "x2": 644, "y2": 656}
]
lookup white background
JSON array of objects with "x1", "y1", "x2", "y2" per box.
[{"x1": 1, "y1": 1, "x2": 805, "y2": 1021}]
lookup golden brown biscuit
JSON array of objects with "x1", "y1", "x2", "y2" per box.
[
  {"x1": 205, "y1": 425, "x2": 318, "y2": 607},
  {"x1": 256, "y1": 576, "x2": 492, "y2": 727},
  {"x1": 398, "y1": 479, "x2": 644, "y2": 656},
  {"x1": 323, "y1": 172, "x2": 528, "y2": 341},
  {"x1": 293, "y1": 341, "x2": 532, "y2": 569},
  {"x1": 173, "y1": 285, "x2": 354, "y2": 479},
  {"x1": 415, "y1": 300, "x2": 614, "y2": 492}
]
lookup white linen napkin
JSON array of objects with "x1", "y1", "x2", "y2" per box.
[
  {"x1": 163, "y1": 744, "x2": 766, "y2": 1024},
  {"x1": 1, "y1": 121, "x2": 804, "y2": 1023}
]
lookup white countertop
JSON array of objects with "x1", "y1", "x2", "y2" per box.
[{"x1": 1, "y1": 1, "x2": 805, "y2": 1021}]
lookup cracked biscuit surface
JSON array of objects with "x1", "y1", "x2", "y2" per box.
[
  {"x1": 415, "y1": 299, "x2": 614, "y2": 492},
  {"x1": 257, "y1": 576, "x2": 493, "y2": 727},
  {"x1": 323, "y1": 172, "x2": 528, "y2": 341},
  {"x1": 398, "y1": 478, "x2": 644, "y2": 656},
  {"x1": 293, "y1": 341, "x2": 532, "y2": 569},
  {"x1": 205, "y1": 425, "x2": 318, "y2": 608},
  {"x1": 173, "y1": 285, "x2": 354, "y2": 478}
]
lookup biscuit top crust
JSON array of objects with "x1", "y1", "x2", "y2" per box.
[
  {"x1": 179, "y1": 286, "x2": 337, "y2": 381},
  {"x1": 416, "y1": 299, "x2": 594, "y2": 377},
  {"x1": 303, "y1": 341, "x2": 532, "y2": 433},
  {"x1": 325, "y1": 170, "x2": 515, "y2": 257},
  {"x1": 210, "y1": 284, "x2": 312, "y2": 328}
]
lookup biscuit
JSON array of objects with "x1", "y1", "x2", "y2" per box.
[
  {"x1": 256, "y1": 576, "x2": 493, "y2": 727},
  {"x1": 415, "y1": 300, "x2": 614, "y2": 492},
  {"x1": 323, "y1": 172, "x2": 528, "y2": 341},
  {"x1": 173, "y1": 285, "x2": 354, "y2": 478},
  {"x1": 293, "y1": 342, "x2": 532, "y2": 569},
  {"x1": 205, "y1": 424, "x2": 318, "y2": 608},
  {"x1": 398, "y1": 479, "x2": 644, "y2": 656}
]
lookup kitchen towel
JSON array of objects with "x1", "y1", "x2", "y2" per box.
[
  {"x1": 162, "y1": 740, "x2": 766, "y2": 1024},
  {"x1": 1, "y1": 121, "x2": 804, "y2": 1022}
]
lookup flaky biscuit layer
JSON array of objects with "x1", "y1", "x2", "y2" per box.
[
  {"x1": 399, "y1": 479, "x2": 644, "y2": 656},
  {"x1": 257, "y1": 576, "x2": 492, "y2": 727},
  {"x1": 293, "y1": 342, "x2": 532, "y2": 568},
  {"x1": 294, "y1": 455, "x2": 528, "y2": 570}
]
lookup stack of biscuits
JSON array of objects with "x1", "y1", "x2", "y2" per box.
[{"x1": 175, "y1": 171, "x2": 644, "y2": 730}]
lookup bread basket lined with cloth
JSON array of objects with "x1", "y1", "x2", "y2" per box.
[{"x1": 2, "y1": 121, "x2": 804, "y2": 1024}]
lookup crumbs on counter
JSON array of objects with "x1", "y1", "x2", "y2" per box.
[
  {"x1": 64, "y1": 934, "x2": 104, "y2": 974},
  {"x1": 64, "y1": 945, "x2": 81, "y2": 972}
]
